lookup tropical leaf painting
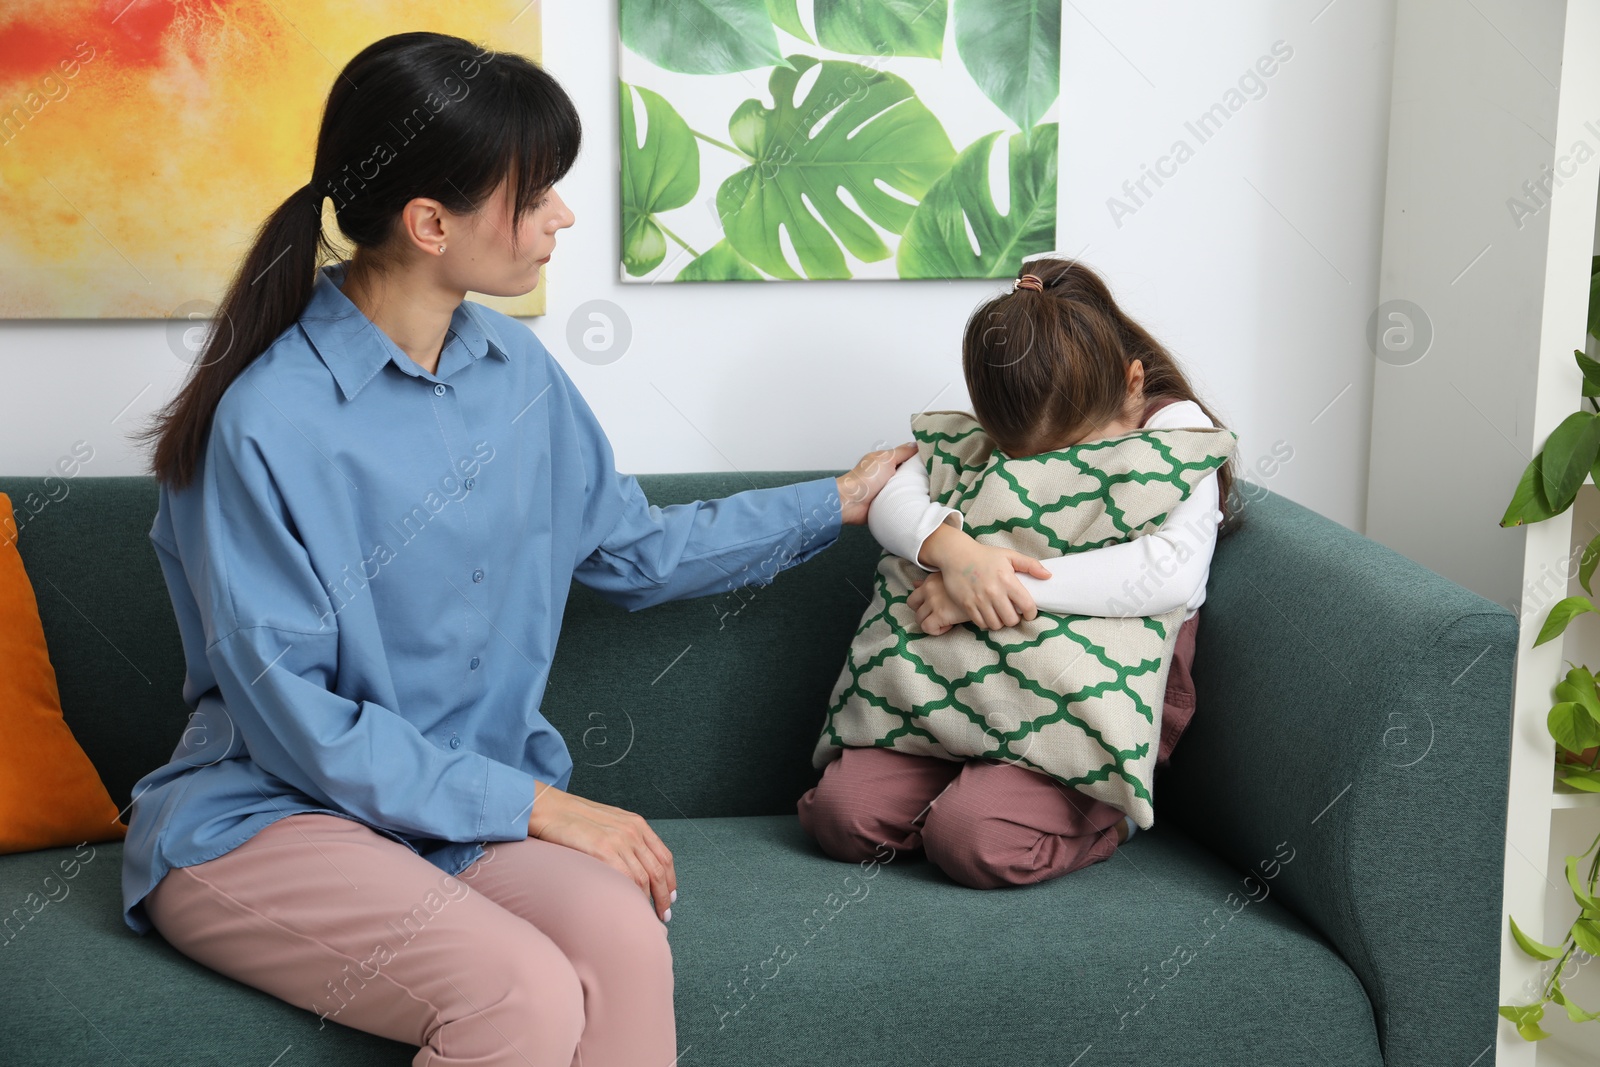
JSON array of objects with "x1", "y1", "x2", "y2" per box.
[{"x1": 618, "y1": 0, "x2": 1062, "y2": 282}]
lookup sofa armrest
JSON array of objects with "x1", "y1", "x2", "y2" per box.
[{"x1": 1158, "y1": 489, "x2": 1513, "y2": 1067}]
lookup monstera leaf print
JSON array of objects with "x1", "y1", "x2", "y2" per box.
[
  {"x1": 677, "y1": 239, "x2": 765, "y2": 281},
  {"x1": 620, "y1": 0, "x2": 790, "y2": 74},
  {"x1": 620, "y1": 82, "x2": 701, "y2": 277},
  {"x1": 897, "y1": 123, "x2": 1058, "y2": 279},
  {"x1": 715, "y1": 55, "x2": 957, "y2": 280},
  {"x1": 815, "y1": 0, "x2": 947, "y2": 58},
  {"x1": 954, "y1": 0, "x2": 1061, "y2": 132},
  {"x1": 766, "y1": 0, "x2": 815, "y2": 43}
]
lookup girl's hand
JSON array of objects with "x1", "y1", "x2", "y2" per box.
[
  {"x1": 909, "y1": 572, "x2": 968, "y2": 635},
  {"x1": 917, "y1": 525, "x2": 1050, "y2": 629},
  {"x1": 527, "y1": 779, "x2": 677, "y2": 922},
  {"x1": 836, "y1": 442, "x2": 918, "y2": 525}
]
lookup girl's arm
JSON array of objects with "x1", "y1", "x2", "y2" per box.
[
  {"x1": 1015, "y1": 399, "x2": 1221, "y2": 616},
  {"x1": 868, "y1": 454, "x2": 1049, "y2": 629},
  {"x1": 865, "y1": 455, "x2": 963, "y2": 569},
  {"x1": 1013, "y1": 472, "x2": 1219, "y2": 616},
  {"x1": 884, "y1": 401, "x2": 1223, "y2": 618}
]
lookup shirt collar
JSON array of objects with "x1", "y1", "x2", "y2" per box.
[{"x1": 299, "y1": 259, "x2": 512, "y2": 402}]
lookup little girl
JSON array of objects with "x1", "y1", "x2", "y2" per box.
[{"x1": 797, "y1": 255, "x2": 1237, "y2": 889}]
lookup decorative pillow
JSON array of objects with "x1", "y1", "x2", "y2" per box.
[
  {"x1": 0, "y1": 493, "x2": 127, "y2": 854},
  {"x1": 813, "y1": 412, "x2": 1236, "y2": 828}
]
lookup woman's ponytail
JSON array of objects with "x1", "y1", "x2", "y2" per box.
[
  {"x1": 137, "y1": 180, "x2": 332, "y2": 490},
  {"x1": 136, "y1": 31, "x2": 583, "y2": 492}
]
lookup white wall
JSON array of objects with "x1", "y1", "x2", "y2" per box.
[
  {"x1": 0, "y1": 2, "x2": 1395, "y2": 534},
  {"x1": 1365, "y1": 0, "x2": 1574, "y2": 615}
]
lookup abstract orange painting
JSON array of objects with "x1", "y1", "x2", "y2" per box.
[{"x1": 0, "y1": 0, "x2": 547, "y2": 318}]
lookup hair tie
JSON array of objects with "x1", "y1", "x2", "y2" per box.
[
  {"x1": 1013, "y1": 273, "x2": 1043, "y2": 293},
  {"x1": 302, "y1": 181, "x2": 326, "y2": 202}
]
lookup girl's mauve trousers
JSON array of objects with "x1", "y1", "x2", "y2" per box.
[
  {"x1": 797, "y1": 746, "x2": 1129, "y2": 887},
  {"x1": 142, "y1": 812, "x2": 677, "y2": 1067},
  {"x1": 798, "y1": 612, "x2": 1199, "y2": 887}
]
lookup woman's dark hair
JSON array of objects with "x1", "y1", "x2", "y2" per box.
[
  {"x1": 137, "y1": 32, "x2": 582, "y2": 490},
  {"x1": 962, "y1": 256, "x2": 1240, "y2": 530}
]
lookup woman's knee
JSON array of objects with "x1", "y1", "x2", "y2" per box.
[
  {"x1": 435, "y1": 927, "x2": 587, "y2": 1063},
  {"x1": 579, "y1": 868, "x2": 673, "y2": 975}
]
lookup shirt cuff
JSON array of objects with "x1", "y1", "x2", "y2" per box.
[
  {"x1": 479, "y1": 756, "x2": 539, "y2": 841},
  {"x1": 912, "y1": 507, "x2": 963, "y2": 571},
  {"x1": 791, "y1": 475, "x2": 844, "y2": 565}
]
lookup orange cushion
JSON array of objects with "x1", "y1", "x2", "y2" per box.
[{"x1": 0, "y1": 492, "x2": 127, "y2": 854}]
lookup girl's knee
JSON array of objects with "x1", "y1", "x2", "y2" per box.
[
  {"x1": 920, "y1": 791, "x2": 1034, "y2": 889},
  {"x1": 797, "y1": 774, "x2": 908, "y2": 863}
]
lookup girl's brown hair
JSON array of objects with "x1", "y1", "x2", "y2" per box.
[{"x1": 961, "y1": 255, "x2": 1239, "y2": 529}]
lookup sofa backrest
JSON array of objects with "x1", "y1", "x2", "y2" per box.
[{"x1": 0, "y1": 472, "x2": 884, "y2": 820}]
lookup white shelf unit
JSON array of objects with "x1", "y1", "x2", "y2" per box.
[{"x1": 1365, "y1": 2, "x2": 1600, "y2": 1064}]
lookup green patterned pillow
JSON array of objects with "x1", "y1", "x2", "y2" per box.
[{"x1": 813, "y1": 411, "x2": 1237, "y2": 828}]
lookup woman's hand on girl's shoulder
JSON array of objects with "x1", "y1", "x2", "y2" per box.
[
  {"x1": 836, "y1": 442, "x2": 918, "y2": 525},
  {"x1": 527, "y1": 779, "x2": 677, "y2": 922}
]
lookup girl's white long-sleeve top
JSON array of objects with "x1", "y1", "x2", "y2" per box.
[{"x1": 866, "y1": 400, "x2": 1222, "y2": 621}]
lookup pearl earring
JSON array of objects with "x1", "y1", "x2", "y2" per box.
[{"x1": 438, "y1": 244, "x2": 446, "y2": 253}]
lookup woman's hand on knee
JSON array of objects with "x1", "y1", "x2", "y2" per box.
[{"x1": 527, "y1": 779, "x2": 677, "y2": 922}]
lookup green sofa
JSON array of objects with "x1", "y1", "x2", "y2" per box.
[{"x1": 0, "y1": 473, "x2": 1513, "y2": 1066}]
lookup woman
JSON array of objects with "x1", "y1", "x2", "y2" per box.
[{"x1": 122, "y1": 32, "x2": 913, "y2": 1067}]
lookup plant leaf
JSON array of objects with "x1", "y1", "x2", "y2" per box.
[
  {"x1": 1572, "y1": 917, "x2": 1600, "y2": 957},
  {"x1": 1541, "y1": 411, "x2": 1600, "y2": 511},
  {"x1": 1500, "y1": 1002, "x2": 1552, "y2": 1040},
  {"x1": 1563, "y1": 993, "x2": 1600, "y2": 1023},
  {"x1": 676, "y1": 239, "x2": 765, "y2": 281},
  {"x1": 620, "y1": 0, "x2": 788, "y2": 75},
  {"x1": 1567, "y1": 855, "x2": 1600, "y2": 914},
  {"x1": 1581, "y1": 534, "x2": 1600, "y2": 594},
  {"x1": 953, "y1": 0, "x2": 1061, "y2": 131},
  {"x1": 1556, "y1": 767, "x2": 1600, "y2": 792},
  {"x1": 1501, "y1": 453, "x2": 1559, "y2": 527},
  {"x1": 1577, "y1": 349, "x2": 1600, "y2": 397},
  {"x1": 766, "y1": 0, "x2": 814, "y2": 43},
  {"x1": 715, "y1": 55, "x2": 957, "y2": 279},
  {"x1": 1590, "y1": 262, "x2": 1600, "y2": 339},
  {"x1": 815, "y1": 0, "x2": 948, "y2": 58},
  {"x1": 1535, "y1": 597, "x2": 1600, "y2": 647},
  {"x1": 897, "y1": 124, "x2": 1059, "y2": 279},
  {"x1": 620, "y1": 83, "x2": 701, "y2": 278},
  {"x1": 1550, "y1": 701, "x2": 1600, "y2": 756},
  {"x1": 1554, "y1": 666, "x2": 1600, "y2": 719},
  {"x1": 1509, "y1": 914, "x2": 1564, "y2": 960}
]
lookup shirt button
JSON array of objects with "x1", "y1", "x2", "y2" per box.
[
  {"x1": 464, "y1": 478, "x2": 475, "y2": 490},
  {"x1": 472, "y1": 568, "x2": 484, "y2": 583},
  {"x1": 449, "y1": 736, "x2": 461, "y2": 749},
  {"x1": 434, "y1": 383, "x2": 446, "y2": 396},
  {"x1": 469, "y1": 657, "x2": 480, "y2": 670}
]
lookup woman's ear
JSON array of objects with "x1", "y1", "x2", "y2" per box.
[{"x1": 1126, "y1": 358, "x2": 1146, "y2": 399}]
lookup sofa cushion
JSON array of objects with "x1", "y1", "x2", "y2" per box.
[
  {"x1": 0, "y1": 817, "x2": 1380, "y2": 1066},
  {"x1": 0, "y1": 492, "x2": 127, "y2": 854},
  {"x1": 0, "y1": 478, "x2": 189, "y2": 821}
]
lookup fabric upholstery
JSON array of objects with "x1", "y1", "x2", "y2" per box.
[{"x1": 0, "y1": 473, "x2": 1514, "y2": 1067}]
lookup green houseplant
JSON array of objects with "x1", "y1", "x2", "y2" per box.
[{"x1": 1495, "y1": 257, "x2": 1600, "y2": 1040}]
